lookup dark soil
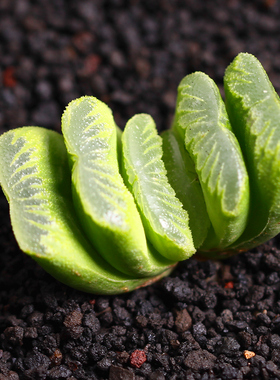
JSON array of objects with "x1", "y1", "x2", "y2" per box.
[{"x1": 1, "y1": 0, "x2": 280, "y2": 379}]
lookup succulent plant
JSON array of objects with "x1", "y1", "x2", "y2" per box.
[{"x1": 1, "y1": 53, "x2": 280, "y2": 294}]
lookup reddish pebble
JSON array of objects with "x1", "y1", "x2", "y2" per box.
[
  {"x1": 50, "y1": 349, "x2": 63, "y2": 366},
  {"x1": 264, "y1": 0, "x2": 276, "y2": 8},
  {"x1": 84, "y1": 54, "x2": 101, "y2": 74},
  {"x1": 224, "y1": 281, "x2": 234, "y2": 289},
  {"x1": 3, "y1": 67, "x2": 17, "y2": 87},
  {"x1": 130, "y1": 350, "x2": 147, "y2": 368}
]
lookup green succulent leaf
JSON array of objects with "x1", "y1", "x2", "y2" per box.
[
  {"x1": 224, "y1": 52, "x2": 280, "y2": 250},
  {"x1": 0, "y1": 127, "x2": 174, "y2": 294},
  {"x1": 161, "y1": 128, "x2": 211, "y2": 249},
  {"x1": 173, "y1": 72, "x2": 250, "y2": 250},
  {"x1": 121, "y1": 114, "x2": 195, "y2": 261},
  {"x1": 61, "y1": 96, "x2": 174, "y2": 277}
]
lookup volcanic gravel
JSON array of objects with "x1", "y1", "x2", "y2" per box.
[{"x1": 1, "y1": 0, "x2": 280, "y2": 379}]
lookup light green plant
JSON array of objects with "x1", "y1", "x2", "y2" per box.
[{"x1": 1, "y1": 52, "x2": 280, "y2": 294}]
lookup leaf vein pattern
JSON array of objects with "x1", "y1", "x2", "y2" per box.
[
  {"x1": 143, "y1": 142, "x2": 162, "y2": 155},
  {"x1": 140, "y1": 131, "x2": 156, "y2": 146},
  {"x1": 88, "y1": 174, "x2": 127, "y2": 202}
]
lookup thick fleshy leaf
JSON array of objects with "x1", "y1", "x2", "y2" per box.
[
  {"x1": 173, "y1": 72, "x2": 250, "y2": 250},
  {"x1": 61, "y1": 96, "x2": 174, "y2": 277},
  {"x1": 224, "y1": 53, "x2": 280, "y2": 250},
  {"x1": 121, "y1": 114, "x2": 195, "y2": 261},
  {"x1": 0, "y1": 128, "x2": 174, "y2": 294},
  {"x1": 161, "y1": 129, "x2": 211, "y2": 248}
]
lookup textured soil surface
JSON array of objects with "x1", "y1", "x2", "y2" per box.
[{"x1": 1, "y1": 1, "x2": 280, "y2": 379}]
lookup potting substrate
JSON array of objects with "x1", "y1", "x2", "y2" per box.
[{"x1": 1, "y1": 1, "x2": 280, "y2": 379}]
